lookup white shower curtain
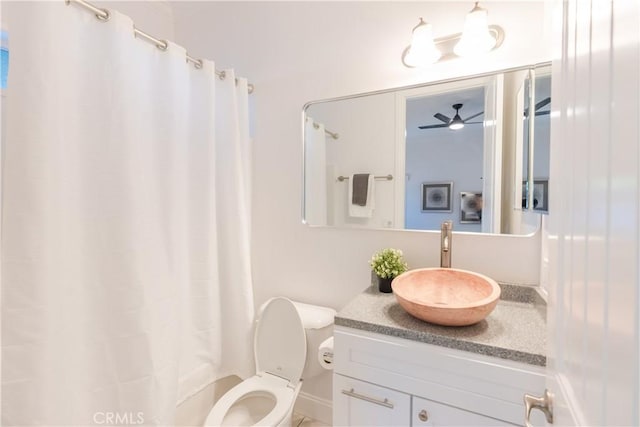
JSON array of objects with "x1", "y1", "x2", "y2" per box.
[{"x1": 1, "y1": 2, "x2": 254, "y2": 425}]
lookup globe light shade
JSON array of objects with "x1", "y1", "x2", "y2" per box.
[
  {"x1": 404, "y1": 18, "x2": 442, "y2": 67},
  {"x1": 453, "y1": 3, "x2": 497, "y2": 57}
]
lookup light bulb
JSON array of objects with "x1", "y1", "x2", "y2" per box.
[
  {"x1": 454, "y1": 2, "x2": 497, "y2": 57},
  {"x1": 404, "y1": 18, "x2": 441, "y2": 67},
  {"x1": 448, "y1": 115, "x2": 465, "y2": 130}
]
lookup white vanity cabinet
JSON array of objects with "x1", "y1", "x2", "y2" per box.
[{"x1": 333, "y1": 326, "x2": 546, "y2": 426}]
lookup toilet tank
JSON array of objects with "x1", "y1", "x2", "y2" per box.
[{"x1": 292, "y1": 301, "x2": 336, "y2": 379}]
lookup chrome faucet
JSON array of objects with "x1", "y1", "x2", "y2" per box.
[{"x1": 440, "y1": 220, "x2": 453, "y2": 268}]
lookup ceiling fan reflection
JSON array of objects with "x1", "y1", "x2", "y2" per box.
[{"x1": 418, "y1": 103, "x2": 484, "y2": 131}]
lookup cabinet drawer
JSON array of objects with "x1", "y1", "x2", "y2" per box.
[
  {"x1": 411, "y1": 395, "x2": 517, "y2": 427},
  {"x1": 334, "y1": 374, "x2": 411, "y2": 426}
]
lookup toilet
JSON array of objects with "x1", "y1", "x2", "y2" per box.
[{"x1": 204, "y1": 297, "x2": 335, "y2": 427}]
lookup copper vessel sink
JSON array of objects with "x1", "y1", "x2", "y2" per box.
[{"x1": 391, "y1": 268, "x2": 501, "y2": 326}]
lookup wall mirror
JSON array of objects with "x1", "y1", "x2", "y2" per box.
[{"x1": 303, "y1": 62, "x2": 551, "y2": 235}]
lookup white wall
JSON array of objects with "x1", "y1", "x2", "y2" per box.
[
  {"x1": 172, "y1": 0, "x2": 550, "y2": 301},
  {"x1": 172, "y1": 0, "x2": 551, "y2": 412},
  {"x1": 405, "y1": 126, "x2": 484, "y2": 232}
]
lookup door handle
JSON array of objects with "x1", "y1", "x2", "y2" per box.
[{"x1": 524, "y1": 389, "x2": 553, "y2": 427}]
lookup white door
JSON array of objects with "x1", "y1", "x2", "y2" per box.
[{"x1": 539, "y1": 1, "x2": 640, "y2": 426}]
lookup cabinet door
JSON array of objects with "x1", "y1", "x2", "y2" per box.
[
  {"x1": 412, "y1": 396, "x2": 517, "y2": 427},
  {"x1": 334, "y1": 374, "x2": 411, "y2": 426}
]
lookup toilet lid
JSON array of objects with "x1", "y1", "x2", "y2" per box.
[{"x1": 255, "y1": 297, "x2": 307, "y2": 386}]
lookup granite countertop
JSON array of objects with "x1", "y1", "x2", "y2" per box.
[{"x1": 335, "y1": 284, "x2": 547, "y2": 367}]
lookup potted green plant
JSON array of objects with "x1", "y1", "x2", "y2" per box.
[{"x1": 369, "y1": 248, "x2": 408, "y2": 293}]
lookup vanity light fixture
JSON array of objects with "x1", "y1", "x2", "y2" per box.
[{"x1": 401, "y1": 2, "x2": 504, "y2": 68}]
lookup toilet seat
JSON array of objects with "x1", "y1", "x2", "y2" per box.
[
  {"x1": 254, "y1": 297, "x2": 307, "y2": 387},
  {"x1": 204, "y1": 374, "x2": 299, "y2": 426},
  {"x1": 205, "y1": 298, "x2": 307, "y2": 426}
]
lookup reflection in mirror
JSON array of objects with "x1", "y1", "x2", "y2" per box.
[
  {"x1": 522, "y1": 65, "x2": 551, "y2": 212},
  {"x1": 405, "y1": 85, "x2": 486, "y2": 233},
  {"x1": 521, "y1": 70, "x2": 532, "y2": 208},
  {"x1": 303, "y1": 63, "x2": 550, "y2": 235}
]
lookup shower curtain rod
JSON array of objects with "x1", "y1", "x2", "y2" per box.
[
  {"x1": 65, "y1": 0, "x2": 255, "y2": 94},
  {"x1": 312, "y1": 122, "x2": 339, "y2": 140}
]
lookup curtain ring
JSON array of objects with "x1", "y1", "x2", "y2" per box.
[
  {"x1": 64, "y1": 0, "x2": 109, "y2": 21},
  {"x1": 156, "y1": 40, "x2": 169, "y2": 51},
  {"x1": 218, "y1": 70, "x2": 226, "y2": 81},
  {"x1": 95, "y1": 8, "x2": 110, "y2": 22},
  {"x1": 194, "y1": 59, "x2": 203, "y2": 70}
]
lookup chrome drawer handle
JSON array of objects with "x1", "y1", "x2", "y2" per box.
[
  {"x1": 524, "y1": 389, "x2": 553, "y2": 427},
  {"x1": 418, "y1": 409, "x2": 429, "y2": 422},
  {"x1": 341, "y1": 388, "x2": 394, "y2": 409}
]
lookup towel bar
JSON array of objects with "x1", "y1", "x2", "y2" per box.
[{"x1": 337, "y1": 175, "x2": 393, "y2": 182}]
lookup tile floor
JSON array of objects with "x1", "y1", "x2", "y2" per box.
[{"x1": 292, "y1": 413, "x2": 330, "y2": 427}]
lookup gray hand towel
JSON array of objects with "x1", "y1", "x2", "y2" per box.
[{"x1": 352, "y1": 174, "x2": 370, "y2": 206}]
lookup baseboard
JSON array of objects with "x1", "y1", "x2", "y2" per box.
[{"x1": 294, "y1": 391, "x2": 332, "y2": 426}]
